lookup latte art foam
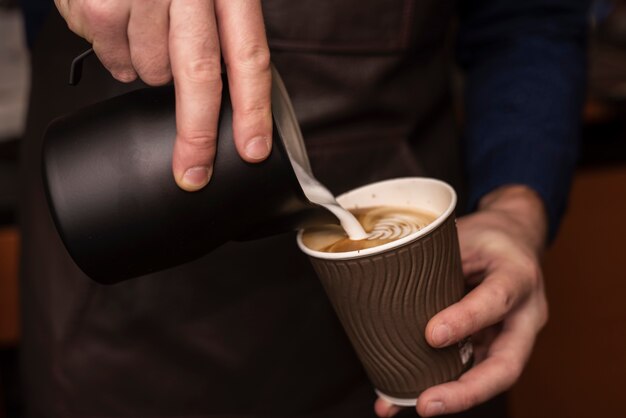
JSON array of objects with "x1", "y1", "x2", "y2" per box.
[
  {"x1": 366, "y1": 214, "x2": 424, "y2": 241},
  {"x1": 301, "y1": 206, "x2": 437, "y2": 253}
]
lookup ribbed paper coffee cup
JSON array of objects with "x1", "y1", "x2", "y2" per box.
[{"x1": 297, "y1": 178, "x2": 473, "y2": 406}]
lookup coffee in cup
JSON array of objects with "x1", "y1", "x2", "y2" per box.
[{"x1": 301, "y1": 206, "x2": 437, "y2": 253}]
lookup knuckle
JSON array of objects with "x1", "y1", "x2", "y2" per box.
[
  {"x1": 460, "y1": 390, "x2": 479, "y2": 411},
  {"x1": 460, "y1": 306, "x2": 480, "y2": 336},
  {"x1": 60, "y1": 2, "x2": 87, "y2": 36},
  {"x1": 489, "y1": 282, "x2": 514, "y2": 313},
  {"x1": 94, "y1": 47, "x2": 133, "y2": 78},
  {"x1": 537, "y1": 298, "x2": 549, "y2": 329},
  {"x1": 182, "y1": 57, "x2": 222, "y2": 85},
  {"x1": 65, "y1": 18, "x2": 82, "y2": 36},
  {"x1": 519, "y1": 255, "x2": 533, "y2": 272},
  {"x1": 239, "y1": 100, "x2": 270, "y2": 118},
  {"x1": 134, "y1": 56, "x2": 172, "y2": 86},
  {"x1": 233, "y1": 42, "x2": 271, "y2": 73},
  {"x1": 82, "y1": 0, "x2": 117, "y2": 28},
  {"x1": 517, "y1": 255, "x2": 542, "y2": 284},
  {"x1": 179, "y1": 131, "x2": 218, "y2": 150}
]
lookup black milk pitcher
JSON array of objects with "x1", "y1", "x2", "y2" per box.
[{"x1": 42, "y1": 54, "x2": 335, "y2": 284}]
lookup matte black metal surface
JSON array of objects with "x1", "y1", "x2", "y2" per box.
[{"x1": 42, "y1": 83, "x2": 332, "y2": 283}]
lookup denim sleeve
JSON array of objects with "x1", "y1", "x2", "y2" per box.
[{"x1": 457, "y1": 0, "x2": 590, "y2": 240}]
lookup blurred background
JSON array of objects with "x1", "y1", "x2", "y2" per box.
[
  {"x1": 1, "y1": 0, "x2": 26, "y2": 416},
  {"x1": 1, "y1": 0, "x2": 625, "y2": 417}
]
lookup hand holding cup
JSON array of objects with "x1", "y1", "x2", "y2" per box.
[{"x1": 298, "y1": 178, "x2": 474, "y2": 407}]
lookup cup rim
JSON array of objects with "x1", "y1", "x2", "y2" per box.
[{"x1": 296, "y1": 177, "x2": 457, "y2": 260}]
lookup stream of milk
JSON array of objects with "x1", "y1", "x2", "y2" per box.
[{"x1": 292, "y1": 162, "x2": 368, "y2": 240}]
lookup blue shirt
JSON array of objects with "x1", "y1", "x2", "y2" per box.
[
  {"x1": 21, "y1": 0, "x2": 589, "y2": 240},
  {"x1": 458, "y1": 0, "x2": 589, "y2": 240}
]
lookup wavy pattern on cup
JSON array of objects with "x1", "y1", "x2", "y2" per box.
[{"x1": 308, "y1": 215, "x2": 471, "y2": 400}]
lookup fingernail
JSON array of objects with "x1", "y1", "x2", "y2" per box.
[
  {"x1": 244, "y1": 136, "x2": 270, "y2": 160},
  {"x1": 431, "y1": 324, "x2": 451, "y2": 346},
  {"x1": 181, "y1": 166, "x2": 211, "y2": 191},
  {"x1": 424, "y1": 401, "x2": 445, "y2": 416}
]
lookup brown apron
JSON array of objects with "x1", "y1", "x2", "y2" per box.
[{"x1": 19, "y1": 2, "x2": 502, "y2": 417}]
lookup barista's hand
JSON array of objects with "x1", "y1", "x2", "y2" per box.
[
  {"x1": 376, "y1": 185, "x2": 549, "y2": 417},
  {"x1": 55, "y1": 0, "x2": 272, "y2": 191}
]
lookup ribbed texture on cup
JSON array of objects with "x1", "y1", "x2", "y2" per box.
[{"x1": 308, "y1": 214, "x2": 470, "y2": 399}]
